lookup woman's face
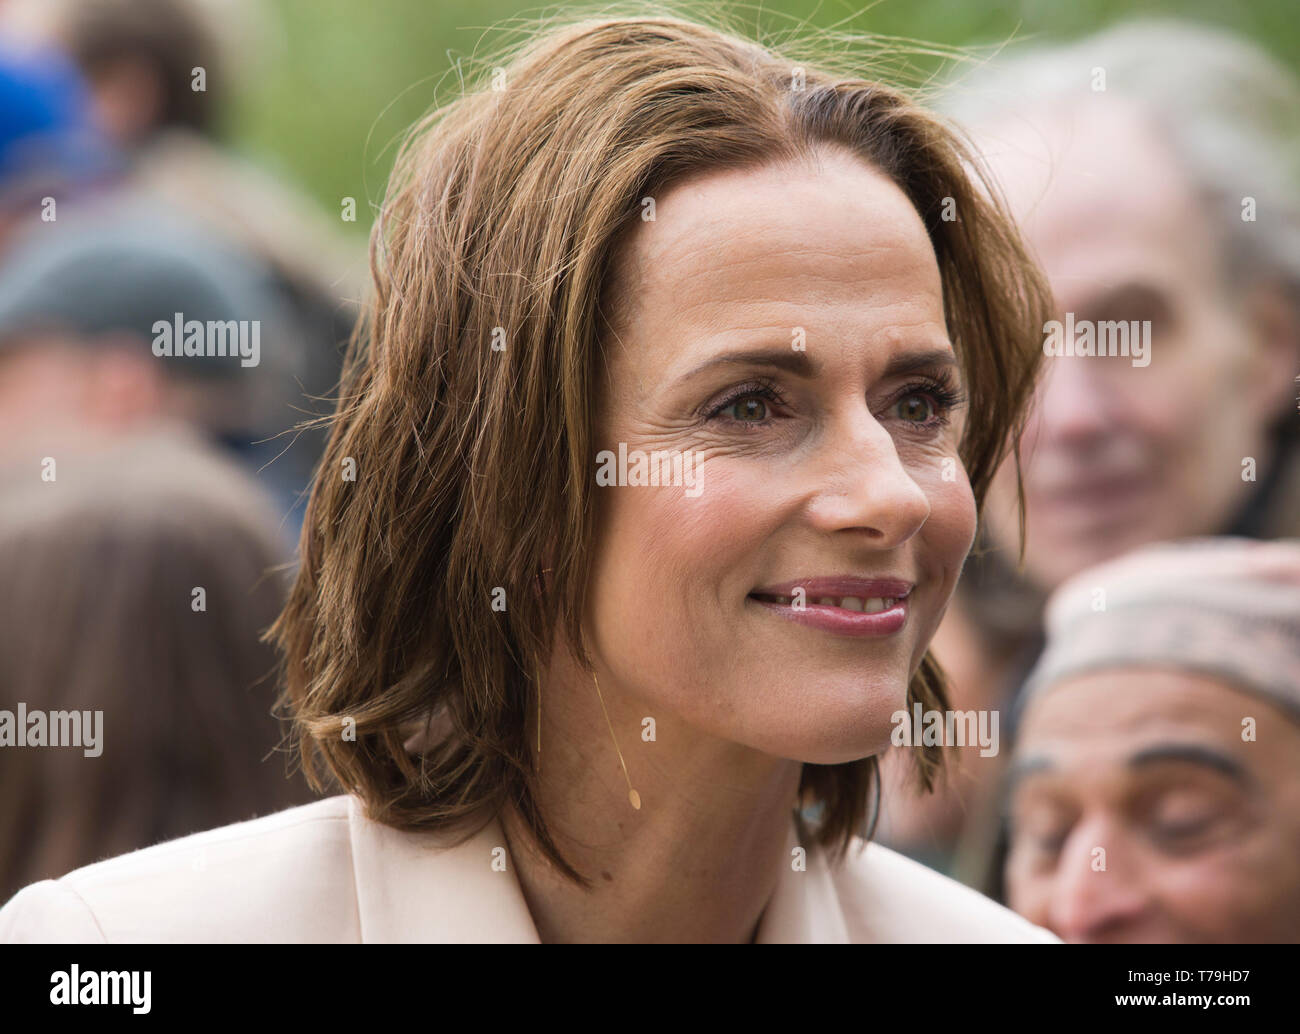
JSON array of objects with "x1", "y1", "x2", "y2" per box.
[{"x1": 583, "y1": 146, "x2": 976, "y2": 765}]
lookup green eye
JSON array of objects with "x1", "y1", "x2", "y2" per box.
[
  {"x1": 897, "y1": 394, "x2": 934, "y2": 423},
  {"x1": 728, "y1": 396, "x2": 768, "y2": 421}
]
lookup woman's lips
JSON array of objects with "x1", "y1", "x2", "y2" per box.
[{"x1": 747, "y1": 578, "x2": 913, "y2": 637}]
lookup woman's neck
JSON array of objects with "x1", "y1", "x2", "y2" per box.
[{"x1": 501, "y1": 664, "x2": 804, "y2": 943}]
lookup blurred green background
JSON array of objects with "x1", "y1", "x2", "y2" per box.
[{"x1": 227, "y1": 0, "x2": 1300, "y2": 237}]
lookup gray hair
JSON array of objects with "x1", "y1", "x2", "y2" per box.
[{"x1": 939, "y1": 18, "x2": 1300, "y2": 307}]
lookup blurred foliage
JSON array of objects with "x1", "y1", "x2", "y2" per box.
[{"x1": 227, "y1": 0, "x2": 1300, "y2": 236}]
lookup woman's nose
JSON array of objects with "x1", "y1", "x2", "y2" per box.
[{"x1": 804, "y1": 410, "x2": 931, "y2": 547}]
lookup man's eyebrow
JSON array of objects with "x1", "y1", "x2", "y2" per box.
[
  {"x1": 1002, "y1": 755, "x2": 1055, "y2": 796},
  {"x1": 1078, "y1": 281, "x2": 1172, "y2": 314},
  {"x1": 1127, "y1": 743, "x2": 1252, "y2": 786},
  {"x1": 673, "y1": 344, "x2": 958, "y2": 388}
]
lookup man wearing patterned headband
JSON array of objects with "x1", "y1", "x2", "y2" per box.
[{"x1": 1001, "y1": 537, "x2": 1300, "y2": 943}]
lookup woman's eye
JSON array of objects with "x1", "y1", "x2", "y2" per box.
[
  {"x1": 896, "y1": 393, "x2": 935, "y2": 423},
  {"x1": 726, "y1": 395, "x2": 769, "y2": 422},
  {"x1": 704, "y1": 382, "x2": 787, "y2": 425}
]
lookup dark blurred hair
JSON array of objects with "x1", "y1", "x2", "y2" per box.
[
  {"x1": 0, "y1": 429, "x2": 309, "y2": 901},
  {"x1": 59, "y1": 0, "x2": 223, "y2": 135}
]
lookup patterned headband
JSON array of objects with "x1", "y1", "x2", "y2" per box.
[{"x1": 1020, "y1": 537, "x2": 1300, "y2": 723}]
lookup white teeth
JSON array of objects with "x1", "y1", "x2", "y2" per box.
[{"x1": 755, "y1": 593, "x2": 903, "y2": 611}]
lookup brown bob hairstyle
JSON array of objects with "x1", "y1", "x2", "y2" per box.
[{"x1": 272, "y1": 9, "x2": 1051, "y2": 886}]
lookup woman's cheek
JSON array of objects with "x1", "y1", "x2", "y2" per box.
[
  {"x1": 909, "y1": 449, "x2": 978, "y2": 563},
  {"x1": 593, "y1": 462, "x2": 759, "y2": 622},
  {"x1": 637, "y1": 457, "x2": 753, "y2": 552},
  {"x1": 946, "y1": 470, "x2": 979, "y2": 561}
]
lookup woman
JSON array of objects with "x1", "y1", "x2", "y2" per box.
[{"x1": 1, "y1": 13, "x2": 1056, "y2": 942}]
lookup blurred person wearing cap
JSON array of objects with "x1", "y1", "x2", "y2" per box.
[
  {"x1": 999, "y1": 537, "x2": 1300, "y2": 943},
  {"x1": 0, "y1": 201, "x2": 311, "y2": 536},
  {"x1": 878, "y1": 19, "x2": 1300, "y2": 876}
]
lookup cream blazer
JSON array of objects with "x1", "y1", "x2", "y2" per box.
[{"x1": 0, "y1": 795, "x2": 1058, "y2": 943}]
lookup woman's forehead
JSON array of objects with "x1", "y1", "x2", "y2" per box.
[{"x1": 605, "y1": 160, "x2": 946, "y2": 368}]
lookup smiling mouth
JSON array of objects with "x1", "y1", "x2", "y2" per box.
[
  {"x1": 749, "y1": 593, "x2": 903, "y2": 613},
  {"x1": 746, "y1": 588, "x2": 911, "y2": 637}
]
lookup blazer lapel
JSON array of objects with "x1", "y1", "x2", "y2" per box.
[
  {"x1": 346, "y1": 796, "x2": 847, "y2": 943},
  {"x1": 346, "y1": 796, "x2": 541, "y2": 943},
  {"x1": 753, "y1": 817, "x2": 852, "y2": 943}
]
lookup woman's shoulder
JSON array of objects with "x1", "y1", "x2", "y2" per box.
[
  {"x1": 0, "y1": 796, "x2": 360, "y2": 943},
  {"x1": 2, "y1": 798, "x2": 1059, "y2": 944},
  {"x1": 2, "y1": 796, "x2": 534, "y2": 944},
  {"x1": 831, "y1": 836, "x2": 1060, "y2": 943}
]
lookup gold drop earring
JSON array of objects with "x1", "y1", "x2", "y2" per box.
[{"x1": 591, "y1": 669, "x2": 640, "y2": 810}]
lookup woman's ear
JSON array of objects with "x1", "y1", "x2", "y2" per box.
[{"x1": 1242, "y1": 281, "x2": 1300, "y2": 422}]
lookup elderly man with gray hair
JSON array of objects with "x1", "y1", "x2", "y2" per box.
[{"x1": 879, "y1": 18, "x2": 1300, "y2": 877}]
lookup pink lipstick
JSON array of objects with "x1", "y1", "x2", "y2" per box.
[{"x1": 748, "y1": 577, "x2": 913, "y2": 637}]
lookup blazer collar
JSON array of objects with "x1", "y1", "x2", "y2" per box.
[
  {"x1": 345, "y1": 795, "x2": 850, "y2": 943},
  {"x1": 753, "y1": 815, "x2": 852, "y2": 943},
  {"x1": 346, "y1": 795, "x2": 540, "y2": 942}
]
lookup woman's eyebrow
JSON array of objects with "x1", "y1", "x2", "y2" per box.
[
  {"x1": 882, "y1": 348, "x2": 959, "y2": 378},
  {"x1": 675, "y1": 347, "x2": 818, "y2": 386},
  {"x1": 673, "y1": 344, "x2": 958, "y2": 388}
]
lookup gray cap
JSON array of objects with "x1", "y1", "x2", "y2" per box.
[
  {"x1": 0, "y1": 197, "x2": 301, "y2": 380},
  {"x1": 1020, "y1": 537, "x2": 1300, "y2": 724}
]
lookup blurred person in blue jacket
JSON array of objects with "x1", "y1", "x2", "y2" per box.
[
  {"x1": 0, "y1": 36, "x2": 115, "y2": 254},
  {"x1": 0, "y1": 0, "x2": 362, "y2": 430}
]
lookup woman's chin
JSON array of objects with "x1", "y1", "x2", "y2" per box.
[
  {"x1": 795, "y1": 731, "x2": 897, "y2": 766},
  {"x1": 754, "y1": 709, "x2": 904, "y2": 766}
]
